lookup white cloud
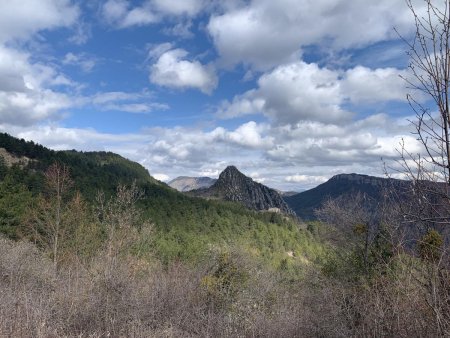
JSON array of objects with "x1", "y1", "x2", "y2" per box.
[
  {"x1": 0, "y1": 46, "x2": 74, "y2": 126},
  {"x1": 147, "y1": 42, "x2": 174, "y2": 59},
  {"x1": 249, "y1": 172, "x2": 266, "y2": 183},
  {"x1": 63, "y1": 52, "x2": 96, "y2": 72},
  {"x1": 122, "y1": 6, "x2": 158, "y2": 27},
  {"x1": 218, "y1": 92, "x2": 264, "y2": 119},
  {"x1": 257, "y1": 62, "x2": 349, "y2": 124},
  {"x1": 150, "y1": 48, "x2": 217, "y2": 94},
  {"x1": 0, "y1": 0, "x2": 79, "y2": 43},
  {"x1": 208, "y1": 0, "x2": 425, "y2": 69},
  {"x1": 1, "y1": 124, "x2": 148, "y2": 153},
  {"x1": 101, "y1": 0, "x2": 205, "y2": 29},
  {"x1": 218, "y1": 61, "x2": 351, "y2": 125},
  {"x1": 151, "y1": 0, "x2": 204, "y2": 16},
  {"x1": 0, "y1": 90, "x2": 71, "y2": 126},
  {"x1": 163, "y1": 20, "x2": 194, "y2": 38},
  {"x1": 101, "y1": 0, "x2": 157, "y2": 28},
  {"x1": 0, "y1": 1, "x2": 85, "y2": 128},
  {"x1": 91, "y1": 91, "x2": 169, "y2": 113},
  {"x1": 68, "y1": 21, "x2": 92, "y2": 45},
  {"x1": 153, "y1": 173, "x2": 170, "y2": 181},
  {"x1": 225, "y1": 121, "x2": 273, "y2": 149},
  {"x1": 343, "y1": 66, "x2": 408, "y2": 104},
  {"x1": 218, "y1": 61, "x2": 411, "y2": 125},
  {"x1": 285, "y1": 175, "x2": 328, "y2": 184}
]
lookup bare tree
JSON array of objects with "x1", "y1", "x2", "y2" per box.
[
  {"x1": 399, "y1": 0, "x2": 450, "y2": 183},
  {"x1": 391, "y1": 2, "x2": 450, "y2": 334},
  {"x1": 394, "y1": 0, "x2": 450, "y2": 237},
  {"x1": 315, "y1": 193, "x2": 390, "y2": 275},
  {"x1": 32, "y1": 162, "x2": 73, "y2": 271}
]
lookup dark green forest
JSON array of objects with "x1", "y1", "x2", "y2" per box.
[{"x1": 0, "y1": 132, "x2": 322, "y2": 266}]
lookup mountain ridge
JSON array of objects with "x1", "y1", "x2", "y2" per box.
[{"x1": 285, "y1": 173, "x2": 407, "y2": 220}]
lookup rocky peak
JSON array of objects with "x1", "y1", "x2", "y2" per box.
[
  {"x1": 196, "y1": 166, "x2": 296, "y2": 217},
  {"x1": 216, "y1": 166, "x2": 251, "y2": 187}
]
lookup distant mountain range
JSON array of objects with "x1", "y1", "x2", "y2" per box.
[
  {"x1": 177, "y1": 171, "x2": 407, "y2": 221},
  {"x1": 284, "y1": 173, "x2": 404, "y2": 220},
  {"x1": 188, "y1": 166, "x2": 296, "y2": 216},
  {"x1": 1, "y1": 131, "x2": 416, "y2": 223},
  {"x1": 168, "y1": 176, "x2": 217, "y2": 192}
]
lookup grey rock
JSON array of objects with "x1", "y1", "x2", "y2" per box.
[
  {"x1": 191, "y1": 166, "x2": 296, "y2": 216},
  {"x1": 168, "y1": 176, "x2": 217, "y2": 192}
]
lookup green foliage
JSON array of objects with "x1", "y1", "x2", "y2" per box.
[
  {"x1": 419, "y1": 229, "x2": 444, "y2": 262},
  {"x1": 0, "y1": 156, "x2": 7, "y2": 179},
  {"x1": 0, "y1": 132, "x2": 331, "y2": 273},
  {"x1": 0, "y1": 175, "x2": 32, "y2": 239}
]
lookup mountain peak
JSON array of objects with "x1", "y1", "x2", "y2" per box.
[
  {"x1": 218, "y1": 165, "x2": 248, "y2": 183},
  {"x1": 223, "y1": 165, "x2": 239, "y2": 171},
  {"x1": 191, "y1": 166, "x2": 296, "y2": 217},
  {"x1": 220, "y1": 165, "x2": 242, "y2": 176}
]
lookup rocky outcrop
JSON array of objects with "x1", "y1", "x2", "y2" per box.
[
  {"x1": 191, "y1": 166, "x2": 296, "y2": 216},
  {"x1": 0, "y1": 147, "x2": 32, "y2": 167},
  {"x1": 168, "y1": 176, "x2": 216, "y2": 192}
]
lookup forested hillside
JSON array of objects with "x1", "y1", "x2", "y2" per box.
[{"x1": 0, "y1": 132, "x2": 315, "y2": 264}]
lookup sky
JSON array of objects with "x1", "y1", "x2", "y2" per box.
[{"x1": 0, "y1": 0, "x2": 433, "y2": 191}]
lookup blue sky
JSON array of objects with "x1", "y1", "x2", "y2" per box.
[{"x1": 0, "y1": 0, "x2": 432, "y2": 190}]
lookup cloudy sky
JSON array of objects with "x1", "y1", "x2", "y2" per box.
[{"x1": 0, "y1": 0, "x2": 431, "y2": 191}]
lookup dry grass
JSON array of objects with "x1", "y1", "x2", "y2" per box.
[{"x1": 0, "y1": 235, "x2": 448, "y2": 337}]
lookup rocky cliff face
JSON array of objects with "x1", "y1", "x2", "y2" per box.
[
  {"x1": 191, "y1": 166, "x2": 296, "y2": 216},
  {"x1": 168, "y1": 176, "x2": 216, "y2": 192}
]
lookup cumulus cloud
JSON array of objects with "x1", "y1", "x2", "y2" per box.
[
  {"x1": 1, "y1": 124, "x2": 148, "y2": 153},
  {"x1": 285, "y1": 174, "x2": 328, "y2": 185},
  {"x1": 0, "y1": 0, "x2": 430, "y2": 192},
  {"x1": 151, "y1": 0, "x2": 204, "y2": 16},
  {"x1": 101, "y1": 0, "x2": 157, "y2": 28},
  {"x1": 150, "y1": 48, "x2": 217, "y2": 94},
  {"x1": 218, "y1": 61, "x2": 411, "y2": 125},
  {"x1": 0, "y1": 0, "x2": 78, "y2": 43},
  {"x1": 0, "y1": 90, "x2": 71, "y2": 127},
  {"x1": 101, "y1": 0, "x2": 205, "y2": 29},
  {"x1": 225, "y1": 121, "x2": 273, "y2": 149},
  {"x1": 136, "y1": 115, "x2": 421, "y2": 189},
  {"x1": 343, "y1": 66, "x2": 409, "y2": 104},
  {"x1": 0, "y1": 1, "x2": 84, "y2": 128},
  {"x1": 0, "y1": 46, "x2": 74, "y2": 126},
  {"x1": 257, "y1": 62, "x2": 350, "y2": 124},
  {"x1": 218, "y1": 61, "x2": 351, "y2": 125},
  {"x1": 208, "y1": 0, "x2": 425, "y2": 69},
  {"x1": 0, "y1": 109, "x2": 425, "y2": 191}
]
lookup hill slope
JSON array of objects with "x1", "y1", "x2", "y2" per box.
[{"x1": 0, "y1": 133, "x2": 313, "y2": 263}]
